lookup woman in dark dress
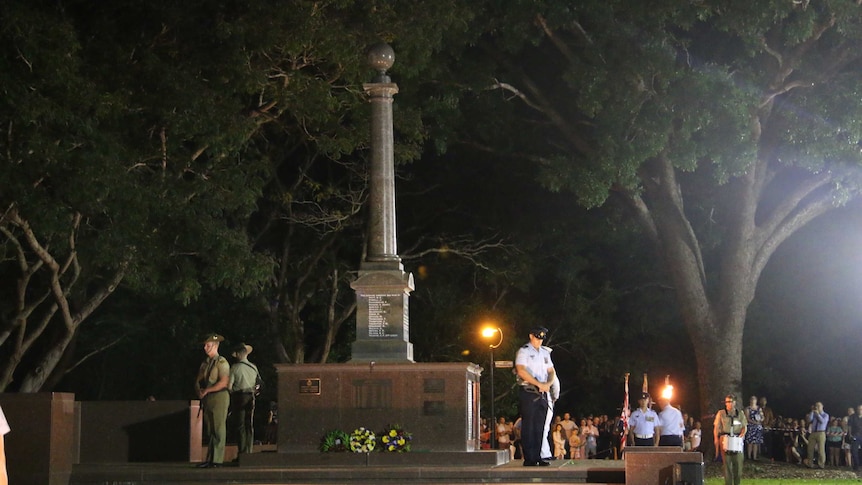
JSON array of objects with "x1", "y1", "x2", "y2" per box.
[{"x1": 744, "y1": 395, "x2": 764, "y2": 460}]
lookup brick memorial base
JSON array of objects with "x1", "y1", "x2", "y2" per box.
[
  {"x1": 268, "y1": 362, "x2": 485, "y2": 457},
  {"x1": 623, "y1": 447, "x2": 704, "y2": 485}
]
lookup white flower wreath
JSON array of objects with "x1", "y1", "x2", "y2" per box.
[{"x1": 349, "y1": 427, "x2": 376, "y2": 453}]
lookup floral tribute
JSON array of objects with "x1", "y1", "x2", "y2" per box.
[
  {"x1": 379, "y1": 424, "x2": 412, "y2": 452},
  {"x1": 319, "y1": 429, "x2": 350, "y2": 452},
  {"x1": 348, "y1": 427, "x2": 377, "y2": 453}
]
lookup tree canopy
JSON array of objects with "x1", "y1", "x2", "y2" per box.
[
  {"x1": 451, "y1": 0, "x2": 862, "y2": 413},
  {"x1": 3, "y1": 0, "x2": 861, "y2": 424}
]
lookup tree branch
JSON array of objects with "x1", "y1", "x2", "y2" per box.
[
  {"x1": 756, "y1": 170, "x2": 831, "y2": 244},
  {"x1": 63, "y1": 335, "x2": 126, "y2": 375},
  {"x1": 485, "y1": 81, "x2": 545, "y2": 113},
  {"x1": 401, "y1": 235, "x2": 515, "y2": 275}
]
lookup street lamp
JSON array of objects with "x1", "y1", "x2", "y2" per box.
[{"x1": 481, "y1": 326, "x2": 503, "y2": 449}]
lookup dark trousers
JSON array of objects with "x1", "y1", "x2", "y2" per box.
[
  {"x1": 852, "y1": 436, "x2": 862, "y2": 469},
  {"x1": 634, "y1": 437, "x2": 654, "y2": 446},
  {"x1": 519, "y1": 387, "x2": 548, "y2": 464},
  {"x1": 230, "y1": 392, "x2": 255, "y2": 454},
  {"x1": 659, "y1": 435, "x2": 683, "y2": 447}
]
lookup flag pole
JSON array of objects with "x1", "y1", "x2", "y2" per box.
[{"x1": 620, "y1": 372, "x2": 630, "y2": 458}]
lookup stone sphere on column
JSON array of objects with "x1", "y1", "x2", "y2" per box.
[{"x1": 367, "y1": 43, "x2": 395, "y2": 77}]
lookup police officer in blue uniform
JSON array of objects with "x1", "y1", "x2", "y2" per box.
[{"x1": 515, "y1": 326, "x2": 556, "y2": 466}]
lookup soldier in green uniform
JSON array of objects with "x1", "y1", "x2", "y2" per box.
[
  {"x1": 195, "y1": 333, "x2": 230, "y2": 468},
  {"x1": 714, "y1": 394, "x2": 748, "y2": 485},
  {"x1": 228, "y1": 343, "x2": 259, "y2": 456}
]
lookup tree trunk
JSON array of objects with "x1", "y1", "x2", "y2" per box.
[
  {"x1": 640, "y1": 150, "x2": 834, "y2": 421},
  {"x1": 691, "y1": 312, "x2": 744, "y2": 412}
]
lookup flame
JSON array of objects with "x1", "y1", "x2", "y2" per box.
[{"x1": 661, "y1": 385, "x2": 673, "y2": 400}]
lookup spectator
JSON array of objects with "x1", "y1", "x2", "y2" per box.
[
  {"x1": 827, "y1": 417, "x2": 844, "y2": 467},
  {"x1": 597, "y1": 416, "x2": 611, "y2": 459},
  {"x1": 844, "y1": 407, "x2": 855, "y2": 430},
  {"x1": 783, "y1": 418, "x2": 807, "y2": 464},
  {"x1": 843, "y1": 407, "x2": 855, "y2": 466},
  {"x1": 560, "y1": 412, "x2": 577, "y2": 437},
  {"x1": 611, "y1": 416, "x2": 624, "y2": 459},
  {"x1": 512, "y1": 415, "x2": 523, "y2": 459},
  {"x1": 584, "y1": 417, "x2": 599, "y2": 458},
  {"x1": 807, "y1": 402, "x2": 828, "y2": 469},
  {"x1": 791, "y1": 419, "x2": 809, "y2": 465},
  {"x1": 744, "y1": 395, "x2": 764, "y2": 461},
  {"x1": 759, "y1": 396, "x2": 776, "y2": 458},
  {"x1": 688, "y1": 421, "x2": 702, "y2": 452},
  {"x1": 552, "y1": 423, "x2": 566, "y2": 460},
  {"x1": 783, "y1": 419, "x2": 797, "y2": 463},
  {"x1": 847, "y1": 404, "x2": 862, "y2": 470},
  {"x1": 480, "y1": 418, "x2": 491, "y2": 449},
  {"x1": 496, "y1": 417, "x2": 512, "y2": 451},
  {"x1": 568, "y1": 425, "x2": 582, "y2": 459},
  {"x1": 560, "y1": 412, "x2": 577, "y2": 457},
  {"x1": 683, "y1": 415, "x2": 694, "y2": 450}
]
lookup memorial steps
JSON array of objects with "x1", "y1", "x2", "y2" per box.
[{"x1": 68, "y1": 457, "x2": 626, "y2": 485}]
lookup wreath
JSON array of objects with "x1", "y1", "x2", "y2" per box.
[
  {"x1": 379, "y1": 424, "x2": 412, "y2": 452},
  {"x1": 349, "y1": 427, "x2": 377, "y2": 453},
  {"x1": 319, "y1": 429, "x2": 350, "y2": 452}
]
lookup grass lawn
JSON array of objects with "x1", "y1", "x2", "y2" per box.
[
  {"x1": 706, "y1": 481, "x2": 862, "y2": 484},
  {"x1": 703, "y1": 458, "x2": 862, "y2": 483}
]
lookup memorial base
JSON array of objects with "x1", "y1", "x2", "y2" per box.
[
  {"x1": 276, "y1": 362, "x2": 483, "y2": 453},
  {"x1": 241, "y1": 450, "x2": 509, "y2": 467},
  {"x1": 350, "y1": 339, "x2": 413, "y2": 362},
  {"x1": 623, "y1": 447, "x2": 703, "y2": 485}
]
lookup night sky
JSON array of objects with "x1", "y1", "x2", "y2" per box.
[{"x1": 748, "y1": 198, "x2": 862, "y2": 419}]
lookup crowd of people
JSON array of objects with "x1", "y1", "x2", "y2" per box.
[
  {"x1": 489, "y1": 326, "x2": 862, "y2": 481},
  {"x1": 733, "y1": 399, "x2": 862, "y2": 470},
  {"x1": 481, "y1": 401, "x2": 707, "y2": 461},
  {"x1": 481, "y1": 393, "x2": 862, "y2": 470},
  {"x1": 481, "y1": 412, "x2": 638, "y2": 461}
]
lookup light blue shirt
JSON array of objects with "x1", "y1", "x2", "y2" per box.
[
  {"x1": 515, "y1": 343, "x2": 553, "y2": 384},
  {"x1": 809, "y1": 411, "x2": 829, "y2": 432},
  {"x1": 629, "y1": 407, "x2": 660, "y2": 437},
  {"x1": 659, "y1": 404, "x2": 684, "y2": 437}
]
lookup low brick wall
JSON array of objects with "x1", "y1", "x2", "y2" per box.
[
  {"x1": 624, "y1": 447, "x2": 704, "y2": 485},
  {"x1": 79, "y1": 400, "x2": 197, "y2": 463},
  {"x1": 0, "y1": 393, "x2": 77, "y2": 485}
]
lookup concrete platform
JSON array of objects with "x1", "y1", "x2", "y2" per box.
[
  {"x1": 69, "y1": 457, "x2": 626, "y2": 484},
  {"x1": 242, "y1": 450, "x2": 511, "y2": 467}
]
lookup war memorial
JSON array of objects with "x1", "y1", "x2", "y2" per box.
[{"x1": 0, "y1": 44, "x2": 700, "y2": 485}]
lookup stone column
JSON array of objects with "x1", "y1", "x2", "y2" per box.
[{"x1": 350, "y1": 43, "x2": 414, "y2": 362}]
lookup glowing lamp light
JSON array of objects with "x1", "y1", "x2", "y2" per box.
[{"x1": 661, "y1": 385, "x2": 674, "y2": 400}]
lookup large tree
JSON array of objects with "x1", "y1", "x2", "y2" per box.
[
  {"x1": 457, "y1": 0, "x2": 862, "y2": 414},
  {"x1": 0, "y1": 0, "x2": 493, "y2": 380},
  {"x1": 0, "y1": 0, "x2": 276, "y2": 391}
]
